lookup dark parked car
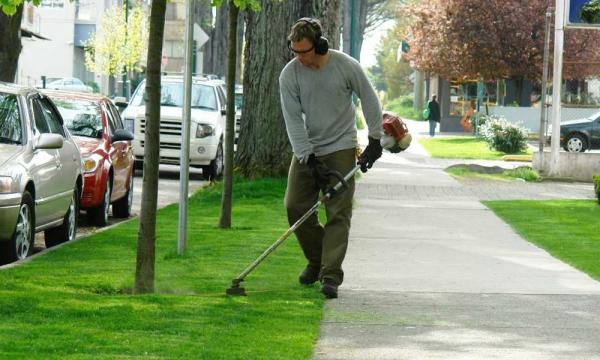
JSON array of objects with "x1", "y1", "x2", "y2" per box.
[{"x1": 560, "y1": 110, "x2": 600, "y2": 152}]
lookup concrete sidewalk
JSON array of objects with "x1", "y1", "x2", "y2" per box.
[{"x1": 313, "y1": 122, "x2": 600, "y2": 359}]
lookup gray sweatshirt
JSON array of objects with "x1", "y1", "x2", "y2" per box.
[{"x1": 279, "y1": 49, "x2": 383, "y2": 163}]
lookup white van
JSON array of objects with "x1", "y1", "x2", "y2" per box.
[{"x1": 122, "y1": 76, "x2": 226, "y2": 180}]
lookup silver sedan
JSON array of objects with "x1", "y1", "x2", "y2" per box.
[{"x1": 0, "y1": 82, "x2": 82, "y2": 264}]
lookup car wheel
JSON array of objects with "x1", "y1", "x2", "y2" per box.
[
  {"x1": 202, "y1": 141, "x2": 223, "y2": 181},
  {"x1": 88, "y1": 180, "x2": 111, "y2": 226},
  {"x1": 0, "y1": 191, "x2": 34, "y2": 264},
  {"x1": 564, "y1": 133, "x2": 587, "y2": 153},
  {"x1": 113, "y1": 175, "x2": 133, "y2": 218},
  {"x1": 45, "y1": 186, "x2": 79, "y2": 248}
]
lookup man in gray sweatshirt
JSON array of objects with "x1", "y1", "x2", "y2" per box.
[{"x1": 279, "y1": 17, "x2": 384, "y2": 299}]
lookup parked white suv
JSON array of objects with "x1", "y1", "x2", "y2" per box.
[
  {"x1": 122, "y1": 76, "x2": 225, "y2": 180},
  {"x1": 0, "y1": 82, "x2": 83, "y2": 264}
]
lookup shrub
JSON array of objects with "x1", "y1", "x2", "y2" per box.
[
  {"x1": 384, "y1": 96, "x2": 423, "y2": 120},
  {"x1": 479, "y1": 115, "x2": 528, "y2": 153},
  {"x1": 593, "y1": 174, "x2": 600, "y2": 204},
  {"x1": 399, "y1": 95, "x2": 414, "y2": 107},
  {"x1": 504, "y1": 167, "x2": 540, "y2": 182}
]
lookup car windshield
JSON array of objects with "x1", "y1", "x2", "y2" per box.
[
  {"x1": 130, "y1": 82, "x2": 217, "y2": 110},
  {"x1": 53, "y1": 99, "x2": 103, "y2": 138},
  {"x1": 0, "y1": 93, "x2": 22, "y2": 144}
]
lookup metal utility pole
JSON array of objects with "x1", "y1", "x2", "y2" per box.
[
  {"x1": 177, "y1": 0, "x2": 195, "y2": 255},
  {"x1": 122, "y1": 0, "x2": 129, "y2": 98},
  {"x1": 550, "y1": 0, "x2": 565, "y2": 176},
  {"x1": 539, "y1": 11, "x2": 552, "y2": 152}
]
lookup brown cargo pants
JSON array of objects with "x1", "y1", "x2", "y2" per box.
[{"x1": 284, "y1": 148, "x2": 356, "y2": 286}]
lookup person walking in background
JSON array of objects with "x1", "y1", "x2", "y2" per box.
[
  {"x1": 427, "y1": 94, "x2": 441, "y2": 137},
  {"x1": 279, "y1": 17, "x2": 383, "y2": 299}
]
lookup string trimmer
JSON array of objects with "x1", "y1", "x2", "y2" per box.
[
  {"x1": 226, "y1": 165, "x2": 361, "y2": 296},
  {"x1": 226, "y1": 112, "x2": 412, "y2": 296}
]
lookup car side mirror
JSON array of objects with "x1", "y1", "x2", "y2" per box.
[
  {"x1": 113, "y1": 96, "x2": 129, "y2": 110},
  {"x1": 111, "y1": 129, "x2": 134, "y2": 143},
  {"x1": 35, "y1": 133, "x2": 64, "y2": 150},
  {"x1": 221, "y1": 108, "x2": 227, "y2": 115}
]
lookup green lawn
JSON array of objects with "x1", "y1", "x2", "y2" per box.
[
  {"x1": 485, "y1": 200, "x2": 600, "y2": 281},
  {"x1": 446, "y1": 165, "x2": 540, "y2": 182},
  {"x1": 0, "y1": 178, "x2": 323, "y2": 359},
  {"x1": 419, "y1": 136, "x2": 532, "y2": 159}
]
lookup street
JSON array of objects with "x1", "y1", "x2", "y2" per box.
[{"x1": 31, "y1": 164, "x2": 207, "y2": 254}]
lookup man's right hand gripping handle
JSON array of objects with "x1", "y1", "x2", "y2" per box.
[{"x1": 358, "y1": 136, "x2": 383, "y2": 173}]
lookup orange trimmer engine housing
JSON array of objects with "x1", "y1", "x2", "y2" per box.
[{"x1": 381, "y1": 112, "x2": 412, "y2": 153}]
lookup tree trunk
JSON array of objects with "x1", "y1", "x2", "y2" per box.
[
  {"x1": 236, "y1": 0, "x2": 342, "y2": 178},
  {"x1": 201, "y1": 1, "x2": 215, "y2": 74},
  {"x1": 342, "y1": 0, "x2": 366, "y2": 59},
  {"x1": 210, "y1": 4, "x2": 229, "y2": 77},
  {"x1": 134, "y1": 0, "x2": 166, "y2": 295},
  {"x1": 0, "y1": 5, "x2": 24, "y2": 82},
  {"x1": 219, "y1": 2, "x2": 239, "y2": 229}
]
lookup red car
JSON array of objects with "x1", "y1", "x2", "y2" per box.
[{"x1": 43, "y1": 90, "x2": 135, "y2": 226}]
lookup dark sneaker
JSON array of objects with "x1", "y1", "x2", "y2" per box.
[
  {"x1": 299, "y1": 265, "x2": 320, "y2": 285},
  {"x1": 320, "y1": 280, "x2": 338, "y2": 299}
]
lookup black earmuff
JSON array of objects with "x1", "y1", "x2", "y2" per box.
[{"x1": 294, "y1": 17, "x2": 329, "y2": 55}]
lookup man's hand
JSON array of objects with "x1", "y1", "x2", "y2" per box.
[
  {"x1": 307, "y1": 154, "x2": 330, "y2": 192},
  {"x1": 358, "y1": 136, "x2": 383, "y2": 173}
]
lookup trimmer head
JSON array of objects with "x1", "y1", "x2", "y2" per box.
[{"x1": 226, "y1": 279, "x2": 247, "y2": 296}]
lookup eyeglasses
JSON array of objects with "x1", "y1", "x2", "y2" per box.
[{"x1": 288, "y1": 42, "x2": 314, "y2": 54}]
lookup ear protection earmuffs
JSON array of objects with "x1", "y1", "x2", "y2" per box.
[{"x1": 288, "y1": 17, "x2": 329, "y2": 55}]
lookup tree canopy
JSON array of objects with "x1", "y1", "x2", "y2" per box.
[
  {"x1": 405, "y1": 0, "x2": 600, "y2": 81},
  {"x1": 84, "y1": 5, "x2": 148, "y2": 77}
]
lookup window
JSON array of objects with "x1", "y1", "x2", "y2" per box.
[
  {"x1": 107, "y1": 102, "x2": 124, "y2": 129},
  {"x1": 103, "y1": 103, "x2": 117, "y2": 135},
  {"x1": 31, "y1": 99, "x2": 50, "y2": 134},
  {"x1": 53, "y1": 98, "x2": 103, "y2": 138},
  {"x1": 216, "y1": 86, "x2": 226, "y2": 110},
  {"x1": 0, "y1": 93, "x2": 22, "y2": 144},
  {"x1": 39, "y1": 98, "x2": 66, "y2": 136}
]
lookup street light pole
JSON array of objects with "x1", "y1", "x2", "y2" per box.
[
  {"x1": 539, "y1": 11, "x2": 552, "y2": 152},
  {"x1": 122, "y1": 0, "x2": 129, "y2": 99},
  {"x1": 177, "y1": 0, "x2": 195, "y2": 255},
  {"x1": 550, "y1": 0, "x2": 565, "y2": 176}
]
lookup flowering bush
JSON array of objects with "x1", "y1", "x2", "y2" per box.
[{"x1": 479, "y1": 115, "x2": 528, "y2": 153}]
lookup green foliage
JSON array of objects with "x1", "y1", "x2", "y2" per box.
[
  {"x1": 84, "y1": 5, "x2": 148, "y2": 77},
  {"x1": 84, "y1": 80, "x2": 100, "y2": 93},
  {"x1": 384, "y1": 96, "x2": 423, "y2": 120},
  {"x1": 504, "y1": 167, "x2": 540, "y2": 182},
  {"x1": 212, "y1": 0, "x2": 261, "y2": 11},
  {"x1": 486, "y1": 200, "x2": 600, "y2": 282},
  {"x1": 419, "y1": 136, "x2": 532, "y2": 160},
  {"x1": 593, "y1": 174, "x2": 600, "y2": 204},
  {"x1": 446, "y1": 165, "x2": 540, "y2": 182},
  {"x1": 0, "y1": 177, "x2": 323, "y2": 358},
  {"x1": 371, "y1": 23, "x2": 413, "y2": 98},
  {"x1": 479, "y1": 115, "x2": 528, "y2": 154},
  {"x1": 581, "y1": 0, "x2": 600, "y2": 24}
]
